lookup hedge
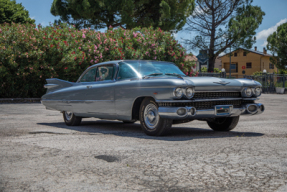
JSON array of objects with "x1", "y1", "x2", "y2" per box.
[{"x1": 0, "y1": 23, "x2": 196, "y2": 98}]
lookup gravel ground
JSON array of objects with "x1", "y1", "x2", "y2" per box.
[{"x1": 0, "y1": 94, "x2": 287, "y2": 192}]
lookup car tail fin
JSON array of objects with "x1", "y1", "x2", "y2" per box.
[{"x1": 44, "y1": 78, "x2": 74, "y2": 93}]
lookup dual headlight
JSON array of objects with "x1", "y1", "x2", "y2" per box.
[
  {"x1": 174, "y1": 87, "x2": 195, "y2": 99},
  {"x1": 242, "y1": 87, "x2": 262, "y2": 97}
]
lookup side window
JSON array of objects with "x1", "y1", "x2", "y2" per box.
[
  {"x1": 80, "y1": 67, "x2": 97, "y2": 82},
  {"x1": 117, "y1": 62, "x2": 139, "y2": 80},
  {"x1": 96, "y1": 65, "x2": 115, "y2": 81}
]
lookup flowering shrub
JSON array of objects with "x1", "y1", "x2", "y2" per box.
[{"x1": 0, "y1": 23, "x2": 196, "y2": 98}]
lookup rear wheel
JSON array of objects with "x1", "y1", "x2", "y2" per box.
[
  {"x1": 63, "y1": 111, "x2": 82, "y2": 126},
  {"x1": 207, "y1": 116, "x2": 240, "y2": 131},
  {"x1": 139, "y1": 98, "x2": 172, "y2": 136}
]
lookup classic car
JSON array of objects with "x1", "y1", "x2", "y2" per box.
[{"x1": 41, "y1": 60, "x2": 264, "y2": 136}]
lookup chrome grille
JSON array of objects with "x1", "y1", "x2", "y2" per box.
[
  {"x1": 193, "y1": 92, "x2": 241, "y2": 99},
  {"x1": 158, "y1": 100, "x2": 253, "y2": 109}
]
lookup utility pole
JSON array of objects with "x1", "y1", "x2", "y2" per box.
[{"x1": 229, "y1": 45, "x2": 231, "y2": 79}]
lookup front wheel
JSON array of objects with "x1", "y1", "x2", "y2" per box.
[
  {"x1": 139, "y1": 98, "x2": 172, "y2": 136},
  {"x1": 207, "y1": 116, "x2": 240, "y2": 131},
  {"x1": 63, "y1": 111, "x2": 82, "y2": 126}
]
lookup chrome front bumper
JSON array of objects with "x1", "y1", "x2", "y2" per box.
[{"x1": 158, "y1": 103, "x2": 264, "y2": 119}]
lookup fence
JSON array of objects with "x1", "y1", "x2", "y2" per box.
[{"x1": 197, "y1": 72, "x2": 287, "y2": 94}]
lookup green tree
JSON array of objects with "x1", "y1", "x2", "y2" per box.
[
  {"x1": 267, "y1": 22, "x2": 287, "y2": 70},
  {"x1": 0, "y1": 0, "x2": 35, "y2": 24},
  {"x1": 50, "y1": 0, "x2": 195, "y2": 30},
  {"x1": 183, "y1": 0, "x2": 264, "y2": 72}
]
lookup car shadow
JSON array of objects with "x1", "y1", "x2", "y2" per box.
[{"x1": 37, "y1": 119, "x2": 264, "y2": 141}]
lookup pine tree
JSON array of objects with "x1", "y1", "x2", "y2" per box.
[{"x1": 183, "y1": 0, "x2": 265, "y2": 72}]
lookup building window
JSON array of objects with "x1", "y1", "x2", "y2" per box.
[
  {"x1": 243, "y1": 52, "x2": 247, "y2": 56},
  {"x1": 269, "y1": 63, "x2": 274, "y2": 69},
  {"x1": 246, "y1": 63, "x2": 252, "y2": 68},
  {"x1": 234, "y1": 52, "x2": 237, "y2": 57},
  {"x1": 230, "y1": 63, "x2": 238, "y2": 73}
]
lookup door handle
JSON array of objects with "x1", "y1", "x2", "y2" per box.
[{"x1": 86, "y1": 86, "x2": 92, "y2": 89}]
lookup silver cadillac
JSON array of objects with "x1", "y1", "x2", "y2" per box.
[{"x1": 41, "y1": 60, "x2": 264, "y2": 136}]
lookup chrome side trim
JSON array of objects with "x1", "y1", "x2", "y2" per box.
[
  {"x1": 41, "y1": 99, "x2": 113, "y2": 103},
  {"x1": 44, "y1": 84, "x2": 58, "y2": 89}
]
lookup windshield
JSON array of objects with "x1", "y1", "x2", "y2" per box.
[{"x1": 117, "y1": 61, "x2": 186, "y2": 80}]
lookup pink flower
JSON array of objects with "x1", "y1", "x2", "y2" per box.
[
  {"x1": 90, "y1": 60, "x2": 94, "y2": 63},
  {"x1": 133, "y1": 32, "x2": 137, "y2": 38},
  {"x1": 82, "y1": 34, "x2": 86, "y2": 38},
  {"x1": 154, "y1": 56, "x2": 157, "y2": 60},
  {"x1": 89, "y1": 49, "x2": 91, "y2": 52},
  {"x1": 79, "y1": 47, "x2": 81, "y2": 50}
]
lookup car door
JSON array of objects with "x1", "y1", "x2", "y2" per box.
[{"x1": 72, "y1": 64, "x2": 117, "y2": 118}]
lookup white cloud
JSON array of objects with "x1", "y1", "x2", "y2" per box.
[
  {"x1": 31, "y1": 16, "x2": 35, "y2": 19},
  {"x1": 172, "y1": 33, "x2": 177, "y2": 39},
  {"x1": 256, "y1": 18, "x2": 287, "y2": 40},
  {"x1": 219, "y1": 52, "x2": 225, "y2": 56},
  {"x1": 261, "y1": 41, "x2": 268, "y2": 47},
  {"x1": 192, "y1": 6, "x2": 205, "y2": 16}
]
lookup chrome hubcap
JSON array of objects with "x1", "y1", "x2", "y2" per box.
[
  {"x1": 144, "y1": 103, "x2": 159, "y2": 129},
  {"x1": 64, "y1": 111, "x2": 73, "y2": 121}
]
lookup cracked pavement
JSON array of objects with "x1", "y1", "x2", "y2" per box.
[{"x1": 0, "y1": 94, "x2": 287, "y2": 191}]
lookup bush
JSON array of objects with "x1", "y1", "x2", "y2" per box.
[
  {"x1": 0, "y1": 23, "x2": 195, "y2": 98},
  {"x1": 201, "y1": 66, "x2": 221, "y2": 73}
]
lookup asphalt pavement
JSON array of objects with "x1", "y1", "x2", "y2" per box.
[{"x1": 0, "y1": 94, "x2": 287, "y2": 191}]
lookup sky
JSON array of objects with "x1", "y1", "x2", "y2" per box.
[{"x1": 15, "y1": 0, "x2": 287, "y2": 56}]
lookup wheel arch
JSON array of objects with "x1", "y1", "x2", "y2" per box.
[{"x1": 131, "y1": 96, "x2": 155, "y2": 120}]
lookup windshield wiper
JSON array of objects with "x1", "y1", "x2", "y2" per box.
[
  {"x1": 143, "y1": 73, "x2": 163, "y2": 79},
  {"x1": 165, "y1": 73, "x2": 184, "y2": 79}
]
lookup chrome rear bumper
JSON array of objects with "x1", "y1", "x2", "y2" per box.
[{"x1": 158, "y1": 103, "x2": 264, "y2": 119}]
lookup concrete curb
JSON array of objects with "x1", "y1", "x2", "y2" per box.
[{"x1": 0, "y1": 98, "x2": 41, "y2": 103}]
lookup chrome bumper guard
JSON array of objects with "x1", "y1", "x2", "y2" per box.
[{"x1": 158, "y1": 103, "x2": 264, "y2": 119}]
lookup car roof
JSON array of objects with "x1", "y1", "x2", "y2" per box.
[{"x1": 88, "y1": 60, "x2": 175, "y2": 68}]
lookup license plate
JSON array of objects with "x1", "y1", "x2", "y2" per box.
[{"x1": 215, "y1": 105, "x2": 233, "y2": 116}]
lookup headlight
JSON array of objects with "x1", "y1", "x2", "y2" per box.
[
  {"x1": 242, "y1": 87, "x2": 252, "y2": 97},
  {"x1": 253, "y1": 87, "x2": 262, "y2": 97},
  {"x1": 174, "y1": 88, "x2": 183, "y2": 99},
  {"x1": 185, "y1": 87, "x2": 194, "y2": 99}
]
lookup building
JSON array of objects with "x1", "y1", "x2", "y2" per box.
[
  {"x1": 218, "y1": 47, "x2": 277, "y2": 77},
  {"x1": 185, "y1": 55, "x2": 198, "y2": 71},
  {"x1": 185, "y1": 53, "x2": 222, "y2": 72},
  {"x1": 214, "y1": 57, "x2": 222, "y2": 69}
]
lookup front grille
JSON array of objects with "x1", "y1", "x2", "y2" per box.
[
  {"x1": 158, "y1": 100, "x2": 253, "y2": 109},
  {"x1": 193, "y1": 92, "x2": 241, "y2": 99}
]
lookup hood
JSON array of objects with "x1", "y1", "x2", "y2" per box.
[{"x1": 182, "y1": 77, "x2": 261, "y2": 92}]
